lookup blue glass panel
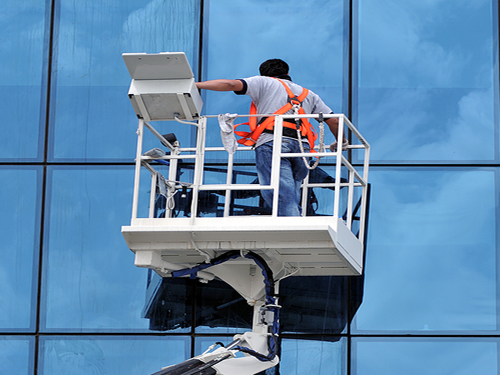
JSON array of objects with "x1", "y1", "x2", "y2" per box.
[
  {"x1": 280, "y1": 338, "x2": 346, "y2": 375},
  {"x1": 203, "y1": 0, "x2": 345, "y2": 162},
  {"x1": 353, "y1": 338, "x2": 498, "y2": 375},
  {"x1": 0, "y1": 336, "x2": 34, "y2": 375},
  {"x1": 353, "y1": 168, "x2": 498, "y2": 333},
  {"x1": 0, "y1": 167, "x2": 41, "y2": 331},
  {"x1": 42, "y1": 166, "x2": 155, "y2": 331},
  {"x1": 39, "y1": 336, "x2": 189, "y2": 375},
  {"x1": 356, "y1": 0, "x2": 499, "y2": 163},
  {"x1": 279, "y1": 276, "x2": 352, "y2": 335},
  {"x1": 49, "y1": 0, "x2": 200, "y2": 161},
  {"x1": 0, "y1": 0, "x2": 47, "y2": 161}
]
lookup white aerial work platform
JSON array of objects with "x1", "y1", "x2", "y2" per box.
[{"x1": 121, "y1": 52, "x2": 370, "y2": 375}]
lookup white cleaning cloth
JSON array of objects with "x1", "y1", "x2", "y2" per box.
[
  {"x1": 329, "y1": 140, "x2": 349, "y2": 152},
  {"x1": 218, "y1": 113, "x2": 238, "y2": 154}
]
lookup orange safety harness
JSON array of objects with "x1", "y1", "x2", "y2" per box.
[{"x1": 234, "y1": 78, "x2": 318, "y2": 149}]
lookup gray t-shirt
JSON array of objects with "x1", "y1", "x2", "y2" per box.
[{"x1": 235, "y1": 76, "x2": 333, "y2": 147}]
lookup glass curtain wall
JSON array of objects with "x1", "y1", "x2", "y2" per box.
[
  {"x1": 352, "y1": 0, "x2": 500, "y2": 373},
  {"x1": 355, "y1": 0, "x2": 499, "y2": 164},
  {"x1": 0, "y1": 0, "x2": 499, "y2": 374}
]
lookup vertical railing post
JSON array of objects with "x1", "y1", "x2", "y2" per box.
[
  {"x1": 333, "y1": 116, "x2": 345, "y2": 219},
  {"x1": 271, "y1": 116, "x2": 284, "y2": 217},
  {"x1": 131, "y1": 119, "x2": 144, "y2": 221},
  {"x1": 224, "y1": 152, "x2": 235, "y2": 217},
  {"x1": 301, "y1": 173, "x2": 310, "y2": 217},
  {"x1": 358, "y1": 143, "x2": 371, "y2": 243},
  {"x1": 165, "y1": 153, "x2": 179, "y2": 219},
  {"x1": 190, "y1": 117, "x2": 206, "y2": 222},
  {"x1": 346, "y1": 169, "x2": 354, "y2": 230},
  {"x1": 149, "y1": 172, "x2": 157, "y2": 218}
]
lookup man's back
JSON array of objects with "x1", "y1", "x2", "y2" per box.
[{"x1": 235, "y1": 75, "x2": 332, "y2": 119}]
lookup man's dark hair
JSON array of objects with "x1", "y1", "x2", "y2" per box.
[{"x1": 259, "y1": 59, "x2": 289, "y2": 78}]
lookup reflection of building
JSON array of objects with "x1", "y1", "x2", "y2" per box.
[
  {"x1": 144, "y1": 272, "x2": 365, "y2": 337},
  {"x1": 2, "y1": 1, "x2": 499, "y2": 374}
]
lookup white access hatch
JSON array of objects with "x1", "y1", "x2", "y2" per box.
[{"x1": 123, "y1": 52, "x2": 203, "y2": 121}]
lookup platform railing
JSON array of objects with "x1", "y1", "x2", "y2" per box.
[{"x1": 130, "y1": 113, "x2": 370, "y2": 244}]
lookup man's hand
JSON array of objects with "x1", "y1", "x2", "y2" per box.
[
  {"x1": 329, "y1": 140, "x2": 349, "y2": 152},
  {"x1": 324, "y1": 117, "x2": 348, "y2": 151}
]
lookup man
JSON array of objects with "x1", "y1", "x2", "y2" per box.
[{"x1": 196, "y1": 59, "x2": 347, "y2": 216}]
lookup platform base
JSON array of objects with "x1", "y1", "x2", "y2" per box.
[{"x1": 122, "y1": 216, "x2": 363, "y2": 280}]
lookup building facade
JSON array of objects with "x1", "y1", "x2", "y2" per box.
[{"x1": 1, "y1": 0, "x2": 499, "y2": 374}]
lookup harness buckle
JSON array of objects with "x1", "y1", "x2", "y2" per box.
[
  {"x1": 318, "y1": 112, "x2": 324, "y2": 123},
  {"x1": 287, "y1": 94, "x2": 302, "y2": 104},
  {"x1": 291, "y1": 103, "x2": 302, "y2": 129}
]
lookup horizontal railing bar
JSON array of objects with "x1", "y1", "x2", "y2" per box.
[
  {"x1": 142, "y1": 155, "x2": 197, "y2": 160},
  {"x1": 202, "y1": 113, "x2": 347, "y2": 119},
  {"x1": 305, "y1": 182, "x2": 364, "y2": 188},
  {"x1": 199, "y1": 113, "x2": 370, "y2": 149},
  {"x1": 198, "y1": 184, "x2": 273, "y2": 191}
]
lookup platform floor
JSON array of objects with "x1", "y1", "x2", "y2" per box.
[{"x1": 122, "y1": 216, "x2": 363, "y2": 277}]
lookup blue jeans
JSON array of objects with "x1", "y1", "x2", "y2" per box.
[{"x1": 255, "y1": 139, "x2": 309, "y2": 216}]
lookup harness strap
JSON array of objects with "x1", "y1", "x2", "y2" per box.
[{"x1": 234, "y1": 78, "x2": 317, "y2": 148}]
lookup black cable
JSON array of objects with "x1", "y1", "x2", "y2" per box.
[{"x1": 170, "y1": 251, "x2": 280, "y2": 361}]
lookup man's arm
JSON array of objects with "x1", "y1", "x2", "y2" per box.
[
  {"x1": 196, "y1": 79, "x2": 244, "y2": 92},
  {"x1": 325, "y1": 117, "x2": 348, "y2": 143}
]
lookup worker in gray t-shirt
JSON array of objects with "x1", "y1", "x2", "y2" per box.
[{"x1": 196, "y1": 59, "x2": 347, "y2": 216}]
